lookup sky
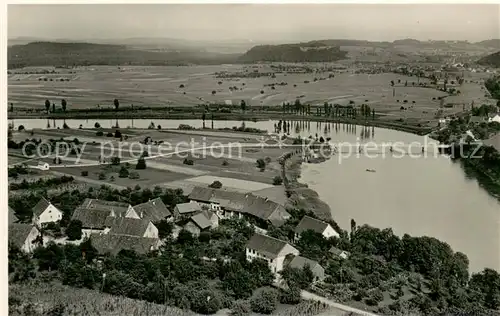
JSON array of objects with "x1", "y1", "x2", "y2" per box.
[{"x1": 7, "y1": 4, "x2": 500, "y2": 42}]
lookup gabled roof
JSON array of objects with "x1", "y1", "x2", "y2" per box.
[
  {"x1": 469, "y1": 116, "x2": 486, "y2": 124},
  {"x1": 9, "y1": 223, "x2": 38, "y2": 248},
  {"x1": 9, "y1": 206, "x2": 19, "y2": 225},
  {"x1": 90, "y1": 234, "x2": 158, "y2": 256},
  {"x1": 246, "y1": 233, "x2": 293, "y2": 259},
  {"x1": 295, "y1": 216, "x2": 330, "y2": 235},
  {"x1": 288, "y1": 255, "x2": 323, "y2": 272},
  {"x1": 72, "y1": 207, "x2": 111, "y2": 229},
  {"x1": 329, "y1": 246, "x2": 350, "y2": 257},
  {"x1": 189, "y1": 213, "x2": 212, "y2": 230},
  {"x1": 175, "y1": 202, "x2": 202, "y2": 214},
  {"x1": 133, "y1": 198, "x2": 171, "y2": 222},
  {"x1": 80, "y1": 198, "x2": 131, "y2": 217},
  {"x1": 32, "y1": 197, "x2": 51, "y2": 217},
  {"x1": 188, "y1": 187, "x2": 289, "y2": 226},
  {"x1": 105, "y1": 217, "x2": 152, "y2": 237}
]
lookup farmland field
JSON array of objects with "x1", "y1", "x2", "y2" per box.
[{"x1": 8, "y1": 64, "x2": 488, "y2": 121}]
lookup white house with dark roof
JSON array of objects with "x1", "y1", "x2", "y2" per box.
[
  {"x1": 246, "y1": 233, "x2": 299, "y2": 275},
  {"x1": 9, "y1": 223, "x2": 41, "y2": 253},
  {"x1": 294, "y1": 216, "x2": 339, "y2": 241},
  {"x1": 32, "y1": 197, "x2": 63, "y2": 226},
  {"x1": 72, "y1": 207, "x2": 113, "y2": 237},
  {"x1": 129, "y1": 198, "x2": 172, "y2": 222}
]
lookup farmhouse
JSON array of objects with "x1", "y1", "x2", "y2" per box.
[
  {"x1": 90, "y1": 234, "x2": 160, "y2": 256},
  {"x1": 71, "y1": 207, "x2": 113, "y2": 237},
  {"x1": 188, "y1": 187, "x2": 290, "y2": 228},
  {"x1": 245, "y1": 233, "x2": 299, "y2": 274},
  {"x1": 183, "y1": 213, "x2": 213, "y2": 237},
  {"x1": 285, "y1": 255, "x2": 325, "y2": 283},
  {"x1": 9, "y1": 223, "x2": 41, "y2": 253},
  {"x1": 32, "y1": 197, "x2": 63, "y2": 226},
  {"x1": 130, "y1": 198, "x2": 172, "y2": 222},
  {"x1": 80, "y1": 198, "x2": 136, "y2": 218},
  {"x1": 104, "y1": 216, "x2": 159, "y2": 239},
  {"x1": 294, "y1": 216, "x2": 339, "y2": 241},
  {"x1": 173, "y1": 201, "x2": 202, "y2": 220}
]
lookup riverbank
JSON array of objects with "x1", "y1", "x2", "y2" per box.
[{"x1": 8, "y1": 111, "x2": 435, "y2": 136}]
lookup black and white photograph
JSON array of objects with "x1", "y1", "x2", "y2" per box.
[{"x1": 5, "y1": 3, "x2": 500, "y2": 316}]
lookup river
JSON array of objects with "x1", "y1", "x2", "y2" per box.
[{"x1": 9, "y1": 118, "x2": 500, "y2": 272}]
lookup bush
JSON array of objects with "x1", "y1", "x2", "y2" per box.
[
  {"x1": 157, "y1": 125, "x2": 162, "y2": 130},
  {"x1": 106, "y1": 132, "x2": 113, "y2": 137},
  {"x1": 129, "y1": 171, "x2": 140, "y2": 179},
  {"x1": 250, "y1": 289, "x2": 278, "y2": 314},
  {"x1": 272, "y1": 176, "x2": 283, "y2": 185},
  {"x1": 96, "y1": 131, "x2": 103, "y2": 136},
  {"x1": 209, "y1": 180, "x2": 222, "y2": 189},
  {"x1": 222, "y1": 160, "x2": 229, "y2": 166},
  {"x1": 279, "y1": 286, "x2": 301, "y2": 305},
  {"x1": 111, "y1": 157, "x2": 120, "y2": 165},
  {"x1": 65, "y1": 220, "x2": 82, "y2": 241},
  {"x1": 264, "y1": 157, "x2": 272, "y2": 163},
  {"x1": 191, "y1": 289, "x2": 222, "y2": 314},
  {"x1": 98, "y1": 173, "x2": 106, "y2": 180},
  {"x1": 136, "y1": 157, "x2": 146, "y2": 169},
  {"x1": 256, "y1": 158, "x2": 266, "y2": 171},
  {"x1": 183, "y1": 158, "x2": 194, "y2": 165},
  {"x1": 18, "y1": 125, "x2": 25, "y2": 131},
  {"x1": 81, "y1": 171, "x2": 88, "y2": 177},
  {"x1": 63, "y1": 123, "x2": 69, "y2": 129},
  {"x1": 114, "y1": 130, "x2": 122, "y2": 138},
  {"x1": 119, "y1": 166, "x2": 129, "y2": 178},
  {"x1": 231, "y1": 300, "x2": 251, "y2": 316}
]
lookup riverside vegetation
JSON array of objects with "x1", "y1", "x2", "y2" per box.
[{"x1": 8, "y1": 184, "x2": 500, "y2": 316}]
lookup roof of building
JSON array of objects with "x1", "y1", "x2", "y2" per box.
[
  {"x1": 32, "y1": 197, "x2": 51, "y2": 217},
  {"x1": 251, "y1": 186, "x2": 287, "y2": 206},
  {"x1": 189, "y1": 213, "x2": 212, "y2": 230},
  {"x1": 295, "y1": 216, "x2": 330, "y2": 235},
  {"x1": 80, "y1": 198, "x2": 131, "y2": 217},
  {"x1": 9, "y1": 223, "x2": 38, "y2": 249},
  {"x1": 72, "y1": 207, "x2": 112, "y2": 229},
  {"x1": 189, "y1": 186, "x2": 289, "y2": 226},
  {"x1": 469, "y1": 116, "x2": 487, "y2": 124},
  {"x1": 90, "y1": 234, "x2": 158, "y2": 256},
  {"x1": 175, "y1": 202, "x2": 202, "y2": 214},
  {"x1": 484, "y1": 132, "x2": 500, "y2": 152},
  {"x1": 133, "y1": 198, "x2": 171, "y2": 222},
  {"x1": 105, "y1": 217, "x2": 152, "y2": 237},
  {"x1": 329, "y1": 246, "x2": 350, "y2": 257},
  {"x1": 9, "y1": 206, "x2": 19, "y2": 225},
  {"x1": 288, "y1": 256, "x2": 324, "y2": 273},
  {"x1": 246, "y1": 233, "x2": 291, "y2": 259}
]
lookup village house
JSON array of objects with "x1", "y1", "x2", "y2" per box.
[
  {"x1": 173, "y1": 201, "x2": 202, "y2": 220},
  {"x1": 104, "y1": 216, "x2": 159, "y2": 239},
  {"x1": 72, "y1": 207, "x2": 114, "y2": 237},
  {"x1": 329, "y1": 246, "x2": 351, "y2": 260},
  {"x1": 285, "y1": 255, "x2": 325, "y2": 283},
  {"x1": 469, "y1": 116, "x2": 487, "y2": 124},
  {"x1": 183, "y1": 213, "x2": 213, "y2": 237},
  {"x1": 129, "y1": 198, "x2": 172, "y2": 222},
  {"x1": 32, "y1": 197, "x2": 63, "y2": 227},
  {"x1": 245, "y1": 233, "x2": 299, "y2": 275},
  {"x1": 188, "y1": 187, "x2": 291, "y2": 228},
  {"x1": 9, "y1": 223, "x2": 41, "y2": 253},
  {"x1": 294, "y1": 216, "x2": 339, "y2": 242},
  {"x1": 90, "y1": 234, "x2": 160, "y2": 256},
  {"x1": 80, "y1": 198, "x2": 136, "y2": 218}
]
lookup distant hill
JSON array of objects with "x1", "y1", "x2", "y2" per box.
[
  {"x1": 238, "y1": 42, "x2": 348, "y2": 63},
  {"x1": 8, "y1": 41, "x2": 239, "y2": 68},
  {"x1": 477, "y1": 51, "x2": 500, "y2": 67},
  {"x1": 475, "y1": 39, "x2": 500, "y2": 49}
]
